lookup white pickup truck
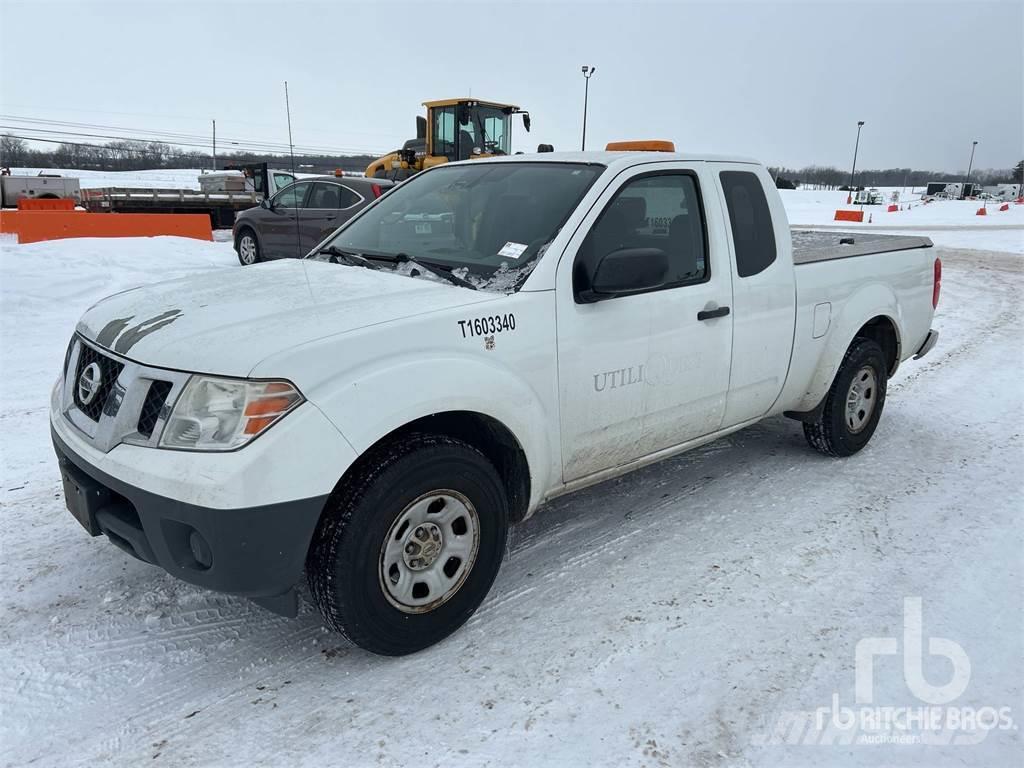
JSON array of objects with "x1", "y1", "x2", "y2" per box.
[{"x1": 51, "y1": 146, "x2": 940, "y2": 655}]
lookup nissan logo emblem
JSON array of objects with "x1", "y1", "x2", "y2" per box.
[{"x1": 77, "y1": 362, "x2": 103, "y2": 405}]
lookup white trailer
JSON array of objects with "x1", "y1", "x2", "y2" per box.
[{"x1": 0, "y1": 172, "x2": 81, "y2": 207}]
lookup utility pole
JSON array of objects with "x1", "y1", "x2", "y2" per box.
[
  {"x1": 581, "y1": 66, "x2": 596, "y2": 151},
  {"x1": 965, "y1": 140, "x2": 978, "y2": 186},
  {"x1": 848, "y1": 120, "x2": 865, "y2": 204},
  {"x1": 212, "y1": 119, "x2": 217, "y2": 170}
]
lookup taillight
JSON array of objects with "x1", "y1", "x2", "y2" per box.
[
  {"x1": 371, "y1": 183, "x2": 383, "y2": 199},
  {"x1": 932, "y1": 257, "x2": 942, "y2": 309}
]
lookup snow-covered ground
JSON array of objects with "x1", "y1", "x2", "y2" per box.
[
  {"x1": 1, "y1": 207, "x2": 1022, "y2": 766},
  {"x1": 781, "y1": 188, "x2": 1024, "y2": 254}
]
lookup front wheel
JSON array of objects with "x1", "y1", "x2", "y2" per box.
[
  {"x1": 307, "y1": 435, "x2": 509, "y2": 656},
  {"x1": 803, "y1": 338, "x2": 888, "y2": 457},
  {"x1": 236, "y1": 228, "x2": 261, "y2": 266}
]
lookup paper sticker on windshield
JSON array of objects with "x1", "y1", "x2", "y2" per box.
[{"x1": 497, "y1": 241, "x2": 527, "y2": 260}]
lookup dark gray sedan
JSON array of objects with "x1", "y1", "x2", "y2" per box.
[{"x1": 233, "y1": 176, "x2": 393, "y2": 265}]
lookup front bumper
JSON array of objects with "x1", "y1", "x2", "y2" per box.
[
  {"x1": 914, "y1": 328, "x2": 939, "y2": 360},
  {"x1": 53, "y1": 427, "x2": 327, "y2": 616}
]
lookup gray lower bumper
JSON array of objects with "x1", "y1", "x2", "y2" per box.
[
  {"x1": 914, "y1": 328, "x2": 939, "y2": 360},
  {"x1": 52, "y1": 427, "x2": 327, "y2": 616}
]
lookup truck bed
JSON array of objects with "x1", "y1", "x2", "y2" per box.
[
  {"x1": 80, "y1": 187, "x2": 261, "y2": 228},
  {"x1": 791, "y1": 229, "x2": 932, "y2": 264}
]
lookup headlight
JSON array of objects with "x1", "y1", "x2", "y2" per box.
[{"x1": 159, "y1": 376, "x2": 303, "y2": 451}]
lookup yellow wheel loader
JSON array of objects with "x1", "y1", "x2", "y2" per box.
[{"x1": 365, "y1": 98, "x2": 532, "y2": 180}]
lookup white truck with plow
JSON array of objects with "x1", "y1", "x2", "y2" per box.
[{"x1": 51, "y1": 143, "x2": 940, "y2": 655}]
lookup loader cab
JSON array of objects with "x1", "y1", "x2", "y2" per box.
[
  {"x1": 365, "y1": 98, "x2": 530, "y2": 180},
  {"x1": 424, "y1": 99, "x2": 529, "y2": 164}
]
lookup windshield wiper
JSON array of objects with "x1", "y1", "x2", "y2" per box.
[
  {"x1": 398, "y1": 254, "x2": 478, "y2": 290},
  {"x1": 360, "y1": 251, "x2": 477, "y2": 290},
  {"x1": 317, "y1": 245, "x2": 380, "y2": 270}
]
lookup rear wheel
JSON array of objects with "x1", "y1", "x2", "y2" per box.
[
  {"x1": 803, "y1": 338, "x2": 888, "y2": 457},
  {"x1": 307, "y1": 435, "x2": 509, "y2": 656},
  {"x1": 236, "y1": 228, "x2": 261, "y2": 266}
]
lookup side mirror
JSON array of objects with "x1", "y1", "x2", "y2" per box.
[
  {"x1": 416, "y1": 115, "x2": 427, "y2": 140},
  {"x1": 578, "y1": 247, "x2": 668, "y2": 303},
  {"x1": 260, "y1": 197, "x2": 272, "y2": 210},
  {"x1": 522, "y1": 112, "x2": 531, "y2": 132}
]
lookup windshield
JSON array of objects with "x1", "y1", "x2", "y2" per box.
[
  {"x1": 313, "y1": 161, "x2": 604, "y2": 292},
  {"x1": 463, "y1": 106, "x2": 511, "y2": 155}
]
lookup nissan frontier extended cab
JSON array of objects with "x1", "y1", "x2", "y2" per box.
[{"x1": 51, "y1": 145, "x2": 940, "y2": 655}]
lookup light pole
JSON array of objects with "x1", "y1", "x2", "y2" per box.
[
  {"x1": 965, "y1": 140, "x2": 978, "y2": 187},
  {"x1": 848, "y1": 120, "x2": 865, "y2": 204},
  {"x1": 581, "y1": 66, "x2": 596, "y2": 151}
]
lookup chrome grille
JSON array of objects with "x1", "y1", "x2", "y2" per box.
[
  {"x1": 59, "y1": 334, "x2": 191, "y2": 453},
  {"x1": 73, "y1": 343, "x2": 124, "y2": 421}
]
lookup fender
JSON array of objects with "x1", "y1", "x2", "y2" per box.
[
  {"x1": 299, "y1": 352, "x2": 558, "y2": 513},
  {"x1": 781, "y1": 280, "x2": 903, "y2": 414}
]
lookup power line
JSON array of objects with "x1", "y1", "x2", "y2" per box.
[
  {"x1": 1, "y1": 113, "x2": 389, "y2": 154},
  {"x1": 0, "y1": 133, "x2": 371, "y2": 161},
  {"x1": 0, "y1": 104, "x2": 408, "y2": 142},
  {"x1": 0, "y1": 115, "x2": 390, "y2": 156},
  {"x1": 4, "y1": 117, "x2": 380, "y2": 155}
]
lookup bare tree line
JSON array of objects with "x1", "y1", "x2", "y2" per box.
[{"x1": 767, "y1": 162, "x2": 1022, "y2": 190}]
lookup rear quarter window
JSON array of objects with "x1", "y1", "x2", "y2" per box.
[{"x1": 720, "y1": 170, "x2": 777, "y2": 277}]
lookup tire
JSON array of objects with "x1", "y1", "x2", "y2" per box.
[
  {"x1": 236, "y1": 228, "x2": 261, "y2": 266},
  {"x1": 803, "y1": 338, "x2": 888, "y2": 457},
  {"x1": 307, "y1": 435, "x2": 509, "y2": 656}
]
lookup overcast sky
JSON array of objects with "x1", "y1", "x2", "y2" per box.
[{"x1": 1, "y1": 0, "x2": 1020, "y2": 172}]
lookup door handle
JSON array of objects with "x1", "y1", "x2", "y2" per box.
[{"x1": 697, "y1": 306, "x2": 730, "y2": 321}]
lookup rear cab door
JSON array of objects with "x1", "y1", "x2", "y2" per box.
[
  {"x1": 707, "y1": 163, "x2": 796, "y2": 425},
  {"x1": 554, "y1": 161, "x2": 735, "y2": 482},
  {"x1": 301, "y1": 182, "x2": 365, "y2": 252}
]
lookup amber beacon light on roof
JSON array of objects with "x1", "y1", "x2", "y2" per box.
[{"x1": 605, "y1": 140, "x2": 676, "y2": 152}]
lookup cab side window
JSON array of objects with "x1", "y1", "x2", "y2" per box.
[
  {"x1": 576, "y1": 173, "x2": 707, "y2": 293},
  {"x1": 273, "y1": 172, "x2": 295, "y2": 190},
  {"x1": 274, "y1": 181, "x2": 311, "y2": 209},
  {"x1": 720, "y1": 170, "x2": 776, "y2": 277}
]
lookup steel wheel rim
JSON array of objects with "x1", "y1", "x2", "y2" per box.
[
  {"x1": 239, "y1": 235, "x2": 257, "y2": 264},
  {"x1": 379, "y1": 490, "x2": 480, "y2": 614},
  {"x1": 846, "y1": 365, "x2": 878, "y2": 434}
]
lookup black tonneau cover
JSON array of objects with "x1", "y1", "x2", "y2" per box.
[{"x1": 791, "y1": 229, "x2": 933, "y2": 265}]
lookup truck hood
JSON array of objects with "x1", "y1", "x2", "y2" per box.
[{"x1": 77, "y1": 260, "x2": 498, "y2": 376}]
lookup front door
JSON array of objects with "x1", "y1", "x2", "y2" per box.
[
  {"x1": 263, "y1": 181, "x2": 312, "y2": 258},
  {"x1": 555, "y1": 164, "x2": 734, "y2": 483}
]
